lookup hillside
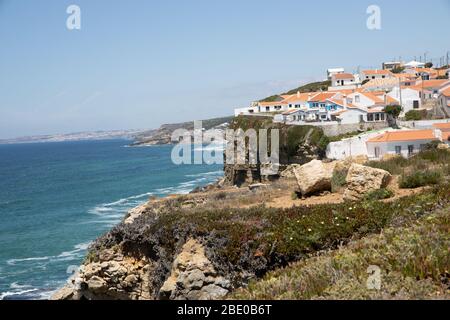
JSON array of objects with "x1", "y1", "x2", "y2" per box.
[{"x1": 260, "y1": 80, "x2": 332, "y2": 102}]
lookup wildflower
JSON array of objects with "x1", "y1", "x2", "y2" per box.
[
  {"x1": 321, "y1": 221, "x2": 325, "y2": 225},
  {"x1": 308, "y1": 228, "x2": 312, "y2": 232},
  {"x1": 336, "y1": 223, "x2": 340, "y2": 227}
]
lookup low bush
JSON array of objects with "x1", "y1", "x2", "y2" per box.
[
  {"x1": 364, "y1": 188, "x2": 394, "y2": 201},
  {"x1": 399, "y1": 170, "x2": 442, "y2": 189}
]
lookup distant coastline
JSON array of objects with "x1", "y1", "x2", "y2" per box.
[{"x1": 0, "y1": 130, "x2": 147, "y2": 145}]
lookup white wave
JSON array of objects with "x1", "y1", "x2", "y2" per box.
[
  {"x1": 0, "y1": 289, "x2": 39, "y2": 300},
  {"x1": 185, "y1": 170, "x2": 223, "y2": 178},
  {"x1": 7, "y1": 256, "x2": 50, "y2": 266},
  {"x1": 6, "y1": 242, "x2": 91, "y2": 266}
]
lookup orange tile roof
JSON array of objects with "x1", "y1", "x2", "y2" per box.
[
  {"x1": 334, "y1": 73, "x2": 354, "y2": 80},
  {"x1": 442, "y1": 132, "x2": 450, "y2": 141},
  {"x1": 442, "y1": 87, "x2": 450, "y2": 97},
  {"x1": 360, "y1": 92, "x2": 384, "y2": 104},
  {"x1": 283, "y1": 92, "x2": 314, "y2": 103},
  {"x1": 419, "y1": 79, "x2": 449, "y2": 89},
  {"x1": 362, "y1": 69, "x2": 392, "y2": 75},
  {"x1": 258, "y1": 101, "x2": 287, "y2": 106},
  {"x1": 309, "y1": 92, "x2": 338, "y2": 102},
  {"x1": 367, "y1": 130, "x2": 437, "y2": 143},
  {"x1": 433, "y1": 123, "x2": 450, "y2": 130}
]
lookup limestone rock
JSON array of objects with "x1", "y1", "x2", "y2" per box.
[
  {"x1": 293, "y1": 160, "x2": 336, "y2": 196},
  {"x1": 159, "y1": 239, "x2": 230, "y2": 300},
  {"x1": 343, "y1": 164, "x2": 391, "y2": 201},
  {"x1": 280, "y1": 164, "x2": 301, "y2": 179}
]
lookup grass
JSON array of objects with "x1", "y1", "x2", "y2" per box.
[
  {"x1": 365, "y1": 147, "x2": 450, "y2": 175},
  {"x1": 230, "y1": 202, "x2": 450, "y2": 300}
]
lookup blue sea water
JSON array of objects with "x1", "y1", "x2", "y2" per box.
[{"x1": 0, "y1": 139, "x2": 223, "y2": 300}]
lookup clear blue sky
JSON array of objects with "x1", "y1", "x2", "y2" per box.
[{"x1": 0, "y1": 0, "x2": 449, "y2": 138}]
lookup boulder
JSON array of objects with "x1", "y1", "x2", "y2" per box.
[
  {"x1": 343, "y1": 164, "x2": 391, "y2": 201},
  {"x1": 293, "y1": 160, "x2": 336, "y2": 196}
]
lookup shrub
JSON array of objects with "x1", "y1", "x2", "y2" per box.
[
  {"x1": 331, "y1": 168, "x2": 348, "y2": 193},
  {"x1": 405, "y1": 110, "x2": 426, "y2": 121},
  {"x1": 364, "y1": 188, "x2": 394, "y2": 201},
  {"x1": 399, "y1": 170, "x2": 442, "y2": 189}
]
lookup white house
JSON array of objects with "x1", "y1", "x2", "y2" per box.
[
  {"x1": 361, "y1": 69, "x2": 393, "y2": 81},
  {"x1": 329, "y1": 73, "x2": 360, "y2": 90},
  {"x1": 327, "y1": 68, "x2": 345, "y2": 80},
  {"x1": 366, "y1": 129, "x2": 438, "y2": 159},
  {"x1": 387, "y1": 87, "x2": 423, "y2": 115},
  {"x1": 403, "y1": 60, "x2": 426, "y2": 69}
]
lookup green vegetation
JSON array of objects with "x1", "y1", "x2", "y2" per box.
[
  {"x1": 91, "y1": 182, "x2": 449, "y2": 290},
  {"x1": 259, "y1": 80, "x2": 331, "y2": 102},
  {"x1": 424, "y1": 62, "x2": 433, "y2": 68},
  {"x1": 384, "y1": 104, "x2": 403, "y2": 120},
  {"x1": 366, "y1": 146, "x2": 450, "y2": 175},
  {"x1": 399, "y1": 170, "x2": 442, "y2": 189},
  {"x1": 405, "y1": 109, "x2": 427, "y2": 121},
  {"x1": 363, "y1": 188, "x2": 394, "y2": 201},
  {"x1": 391, "y1": 66, "x2": 405, "y2": 74},
  {"x1": 283, "y1": 80, "x2": 332, "y2": 95},
  {"x1": 231, "y1": 199, "x2": 450, "y2": 300},
  {"x1": 331, "y1": 167, "x2": 348, "y2": 193},
  {"x1": 229, "y1": 116, "x2": 329, "y2": 161}
]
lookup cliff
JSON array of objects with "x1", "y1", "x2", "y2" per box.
[{"x1": 53, "y1": 131, "x2": 450, "y2": 300}]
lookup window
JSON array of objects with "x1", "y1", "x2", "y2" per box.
[
  {"x1": 355, "y1": 95, "x2": 360, "y2": 103},
  {"x1": 367, "y1": 114, "x2": 374, "y2": 122},
  {"x1": 375, "y1": 113, "x2": 380, "y2": 121},
  {"x1": 266, "y1": 107, "x2": 270, "y2": 111},
  {"x1": 413, "y1": 100, "x2": 419, "y2": 109},
  {"x1": 395, "y1": 146, "x2": 402, "y2": 155},
  {"x1": 408, "y1": 145, "x2": 414, "y2": 156}
]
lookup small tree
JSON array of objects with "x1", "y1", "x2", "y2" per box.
[
  {"x1": 391, "y1": 66, "x2": 405, "y2": 74},
  {"x1": 425, "y1": 62, "x2": 433, "y2": 68},
  {"x1": 384, "y1": 104, "x2": 403, "y2": 127}
]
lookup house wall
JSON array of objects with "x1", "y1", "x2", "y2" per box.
[
  {"x1": 367, "y1": 139, "x2": 435, "y2": 159},
  {"x1": 339, "y1": 109, "x2": 366, "y2": 124},
  {"x1": 388, "y1": 87, "x2": 421, "y2": 115},
  {"x1": 326, "y1": 129, "x2": 392, "y2": 160}
]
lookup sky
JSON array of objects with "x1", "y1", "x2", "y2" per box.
[{"x1": 0, "y1": 0, "x2": 449, "y2": 139}]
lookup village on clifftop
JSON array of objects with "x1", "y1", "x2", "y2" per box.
[{"x1": 234, "y1": 59, "x2": 450, "y2": 161}]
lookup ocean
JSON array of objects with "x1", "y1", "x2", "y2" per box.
[{"x1": 0, "y1": 139, "x2": 223, "y2": 300}]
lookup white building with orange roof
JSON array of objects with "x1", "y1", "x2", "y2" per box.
[
  {"x1": 361, "y1": 69, "x2": 393, "y2": 81},
  {"x1": 366, "y1": 129, "x2": 439, "y2": 159},
  {"x1": 329, "y1": 73, "x2": 361, "y2": 91},
  {"x1": 438, "y1": 85, "x2": 450, "y2": 116}
]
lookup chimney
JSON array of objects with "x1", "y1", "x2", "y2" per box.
[
  {"x1": 297, "y1": 91, "x2": 300, "y2": 98},
  {"x1": 307, "y1": 93, "x2": 311, "y2": 101},
  {"x1": 343, "y1": 95, "x2": 347, "y2": 108}
]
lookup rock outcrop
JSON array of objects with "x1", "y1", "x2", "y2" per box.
[
  {"x1": 293, "y1": 160, "x2": 336, "y2": 196},
  {"x1": 159, "y1": 239, "x2": 231, "y2": 300},
  {"x1": 52, "y1": 248, "x2": 154, "y2": 300},
  {"x1": 343, "y1": 164, "x2": 391, "y2": 201}
]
